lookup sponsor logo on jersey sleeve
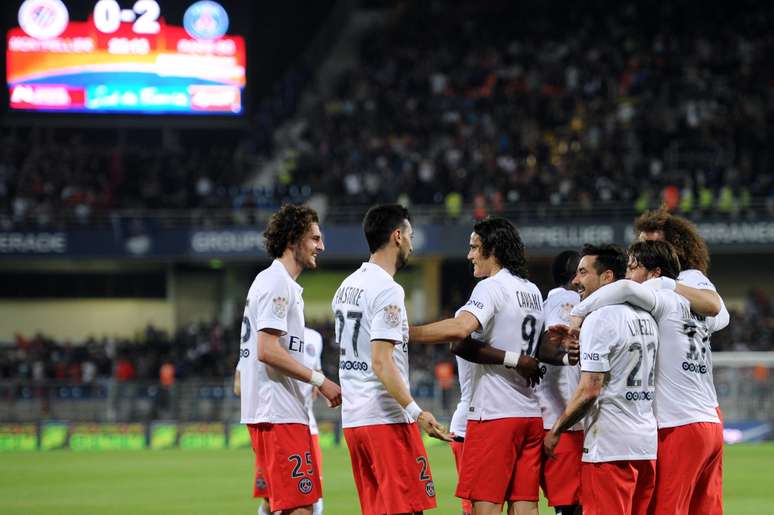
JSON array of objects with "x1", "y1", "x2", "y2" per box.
[
  {"x1": 383, "y1": 304, "x2": 402, "y2": 327},
  {"x1": 272, "y1": 297, "x2": 288, "y2": 319}
]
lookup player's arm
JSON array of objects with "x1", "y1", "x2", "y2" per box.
[
  {"x1": 674, "y1": 283, "x2": 722, "y2": 317},
  {"x1": 257, "y1": 329, "x2": 341, "y2": 407},
  {"x1": 372, "y1": 339, "x2": 453, "y2": 442},
  {"x1": 410, "y1": 311, "x2": 481, "y2": 343},
  {"x1": 536, "y1": 326, "x2": 578, "y2": 366},
  {"x1": 451, "y1": 337, "x2": 542, "y2": 387},
  {"x1": 233, "y1": 369, "x2": 241, "y2": 397},
  {"x1": 572, "y1": 280, "x2": 659, "y2": 319},
  {"x1": 544, "y1": 371, "x2": 604, "y2": 458}
]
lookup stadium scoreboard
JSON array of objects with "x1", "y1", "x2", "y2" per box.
[{"x1": 5, "y1": 0, "x2": 246, "y2": 115}]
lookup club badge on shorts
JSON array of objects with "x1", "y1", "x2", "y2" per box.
[
  {"x1": 298, "y1": 477, "x2": 313, "y2": 494},
  {"x1": 383, "y1": 304, "x2": 402, "y2": 327},
  {"x1": 425, "y1": 481, "x2": 436, "y2": 497},
  {"x1": 272, "y1": 297, "x2": 288, "y2": 319}
]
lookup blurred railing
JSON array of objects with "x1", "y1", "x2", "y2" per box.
[{"x1": 5, "y1": 199, "x2": 773, "y2": 229}]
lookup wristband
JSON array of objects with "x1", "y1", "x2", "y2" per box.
[
  {"x1": 660, "y1": 277, "x2": 677, "y2": 290},
  {"x1": 562, "y1": 353, "x2": 570, "y2": 366},
  {"x1": 504, "y1": 351, "x2": 520, "y2": 368},
  {"x1": 405, "y1": 401, "x2": 423, "y2": 421},
  {"x1": 310, "y1": 370, "x2": 325, "y2": 388}
]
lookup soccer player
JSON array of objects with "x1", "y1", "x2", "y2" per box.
[
  {"x1": 544, "y1": 244, "x2": 658, "y2": 515},
  {"x1": 410, "y1": 217, "x2": 545, "y2": 515},
  {"x1": 448, "y1": 354, "x2": 473, "y2": 515},
  {"x1": 568, "y1": 240, "x2": 729, "y2": 515},
  {"x1": 535, "y1": 251, "x2": 582, "y2": 515},
  {"x1": 333, "y1": 204, "x2": 449, "y2": 515},
  {"x1": 239, "y1": 204, "x2": 342, "y2": 515}
]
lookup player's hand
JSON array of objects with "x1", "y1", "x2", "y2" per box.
[
  {"x1": 569, "y1": 315, "x2": 583, "y2": 332},
  {"x1": 564, "y1": 336, "x2": 580, "y2": 366},
  {"x1": 516, "y1": 354, "x2": 542, "y2": 387},
  {"x1": 418, "y1": 411, "x2": 454, "y2": 442},
  {"x1": 319, "y1": 378, "x2": 342, "y2": 408},
  {"x1": 543, "y1": 429, "x2": 560, "y2": 459}
]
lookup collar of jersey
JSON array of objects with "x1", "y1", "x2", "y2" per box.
[
  {"x1": 361, "y1": 261, "x2": 393, "y2": 281},
  {"x1": 271, "y1": 259, "x2": 303, "y2": 292}
]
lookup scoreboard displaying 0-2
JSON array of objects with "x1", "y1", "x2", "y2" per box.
[{"x1": 5, "y1": 0, "x2": 246, "y2": 115}]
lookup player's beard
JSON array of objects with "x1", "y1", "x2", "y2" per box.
[{"x1": 395, "y1": 249, "x2": 409, "y2": 271}]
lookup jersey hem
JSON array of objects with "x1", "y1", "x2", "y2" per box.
[
  {"x1": 657, "y1": 416, "x2": 721, "y2": 428},
  {"x1": 582, "y1": 454, "x2": 657, "y2": 463}
]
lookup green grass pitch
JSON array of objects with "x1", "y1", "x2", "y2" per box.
[{"x1": 1, "y1": 443, "x2": 772, "y2": 514}]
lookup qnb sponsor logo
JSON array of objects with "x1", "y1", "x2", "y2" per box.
[
  {"x1": 582, "y1": 352, "x2": 600, "y2": 361},
  {"x1": 339, "y1": 360, "x2": 368, "y2": 372},
  {"x1": 625, "y1": 390, "x2": 654, "y2": 401},
  {"x1": 682, "y1": 361, "x2": 709, "y2": 374},
  {"x1": 465, "y1": 300, "x2": 484, "y2": 309},
  {"x1": 0, "y1": 232, "x2": 66, "y2": 253},
  {"x1": 191, "y1": 231, "x2": 262, "y2": 253}
]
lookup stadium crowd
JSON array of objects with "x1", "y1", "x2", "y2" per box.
[
  {"x1": 288, "y1": 1, "x2": 774, "y2": 216},
  {"x1": 2, "y1": 2, "x2": 774, "y2": 228},
  {"x1": 1, "y1": 288, "x2": 771, "y2": 385}
]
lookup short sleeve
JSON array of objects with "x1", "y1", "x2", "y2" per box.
[
  {"x1": 580, "y1": 311, "x2": 617, "y2": 373},
  {"x1": 456, "y1": 280, "x2": 497, "y2": 331},
  {"x1": 371, "y1": 284, "x2": 406, "y2": 344},
  {"x1": 251, "y1": 274, "x2": 290, "y2": 334}
]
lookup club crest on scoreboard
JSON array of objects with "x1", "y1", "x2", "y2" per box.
[
  {"x1": 18, "y1": 0, "x2": 69, "y2": 40},
  {"x1": 184, "y1": 1, "x2": 229, "y2": 41}
]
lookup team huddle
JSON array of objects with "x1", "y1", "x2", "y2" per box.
[{"x1": 237, "y1": 203, "x2": 728, "y2": 515}]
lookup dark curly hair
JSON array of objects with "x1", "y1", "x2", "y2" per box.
[
  {"x1": 580, "y1": 244, "x2": 627, "y2": 280},
  {"x1": 634, "y1": 207, "x2": 709, "y2": 273},
  {"x1": 263, "y1": 204, "x2": 319, "y2": 258},
  {"x1": 627, "y1": 240, "x2": 681, "y2": 280},
  {"x1": 473, "y1": 217, "x2": 529, "y2": 278}
]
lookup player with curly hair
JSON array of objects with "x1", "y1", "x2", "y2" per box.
[{"x1": 238, "y1": 204, "x2": 341, "y2": 515}]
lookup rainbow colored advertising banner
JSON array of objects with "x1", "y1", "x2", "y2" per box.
[{"x1": 6, "y1": 0, "x2": 246, "y2": 115}]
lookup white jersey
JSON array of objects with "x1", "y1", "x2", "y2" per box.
[
  {"x1": 333, "y1": 262, "x2": 411, "y2": 428},
  {"x1": 239, "y1": 260, "x2": 309, "y2": 425},
  {"x1": 580, "y1": 304, "x2": 658, "y2": 462},
  {"x1": 535, "y1": 287, "x2": 582, "y2": 430},
  {"x1": 458, "y1": 269, "x2": 543, "y2": 421},
  {"x1": 302, "y1": 328, "x2": 324, "y2": 435},
  {"x1": 449, "y1": 357, "x2": 473, "y2": 437}
]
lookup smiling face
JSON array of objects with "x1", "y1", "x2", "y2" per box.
[
  {"x1": 293, "y1": 222, "x2": 324, "y2": 270},
  {"x1": 572, "y1": 255, "x2": 612, "y2": 300},
  {"x1": 467, "y1": 232, "x2": 498, "y2": 278}
]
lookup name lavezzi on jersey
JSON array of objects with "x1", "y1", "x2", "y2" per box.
[
  {"x1": 580, "y1": 304, "x2": 659, "y2": 462},
  {"x1": 238, "y1": 260, "x2": 310, "y2": 425},
  {"x1": 458, "y1": 269, "x2": 544, "y2": 421},
  {"x1": 333, "y1": 263, "x2": 412, "y2": 429}
]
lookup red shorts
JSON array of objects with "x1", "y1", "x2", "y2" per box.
[
  {"x1": 649, "y1": 419, "x2": 723, "y2": 515},
  {"x1": 456, "y1": 417, "x2": 543, "y2": 504},
  {"x1": 311, "y1": 434, "x2": 323, "y2": 483},
  {"x1": 252, "y1": 449, "x2": 269, "y2": 498},
  {"x1": 247, "y1": 423, "x2": 321, "y2": 511},
  {"x1": 450, "y1": 439, "x2": 473, "y2": 514},
  {"x1": 541, "y1": 430, "x2": 583, "y2": 506},
  {"x1": 581, "y1": 460, "x2": 656, "y2": 515},
  {"x1": 343, "y1": 423, "x2": 436, "y2": 515}
]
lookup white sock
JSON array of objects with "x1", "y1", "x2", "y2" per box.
[
  {"x1": 313, "y1": 498, "x2": 324, "y2": 515},
  {"x1": 258, "y1": 501, "x2": 271, "y2": 515}
]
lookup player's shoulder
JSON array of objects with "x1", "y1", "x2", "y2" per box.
[
  {"x1": 544, "y1": 286, "x2": 579, "y2": 306},
  {"x1": 249, "y1": 262, "x2": 289, "y2": 296},
  {"x1": 678, "y1": 269, "x2": 716, "y2": 291}
]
